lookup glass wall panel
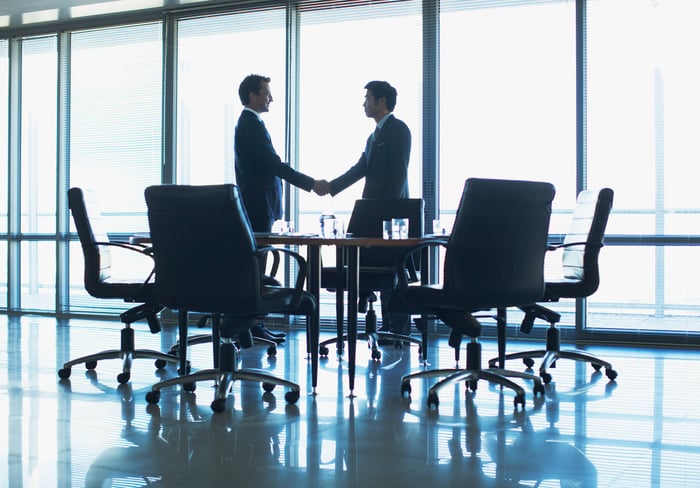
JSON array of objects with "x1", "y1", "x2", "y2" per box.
[
  {"x1": 297, "y1": 2, "x2": 423, "y2": 319},
  {"x1": 440, "y1": 0, "x2": 576, "y2": 233},
  {"x1": 0, "y1": 40, "x2": 7, "y2": 310},
  {"x1": 21, "y1": 36, "x2": 57, "y2": 234},
  {"x1": 177, "y1": 9, "x2": 286, "y2": 186},
  {"x1": 0, "y1": 40, "x2": 7, "y2": 234},
  {"x1": 20, "y1": 241, "x2": 55, "y2": 312},
  {"x1": 298, "y1": 1, "x2": 423, "y2": 231},
  {"x1": 69, "y1": 23, "x2": 163, "y2": 234},
  {"x1": 68, "y1": 23, "x2": 163, "y2": 315},
  {"x1": 0, "y1": 242, "x2": 6, "y2": 309},
  {"x1": 587, "y1": 0, "x2": 700, "y2": 333}
]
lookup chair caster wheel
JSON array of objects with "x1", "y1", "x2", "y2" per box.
[
  {"x1": 285, "y1": 390, "x2": 300, "y2": 404},
  {"x1": 319, "y1": 345, "x2": 329, "y2": 358},
  {"x1": 605, "y1": 368, "x2": 618, "y2": 381},
  {"x1": 183, "y1": 382, "x2": 196, "y2": 392},
  {"x1": 371, "y1": 349, "x2": 381, "y2": 361},
  {"x1": 117, "y1": 372, "x2": 130, "y2": 384},
  {"x1": 145, "y1": 390, "x2": 160, "y2": 404},
  {"x1": 85, "y1": 361, "x2": 97, "y2": 370},
  {"x1": 262, "y1": 382, "x2": 275, "y2": 393},
  {"x1": 267, "y1": 345, "x2": 277, "y2": 357},
  {"x1": 211, "y1": 398, "x2": 227, "y2": 413},
  {"x1": 467, "y1": 379, "x2": 478, "y2": 391},
  {"x1": 523, "y1": 357, "x2": 535, "y2": 368},
  {"x1": 58, "y1": 368, "x2": 71, "y2": 379},
  {"x1": 514, "y1": 394, "x2": 526, "y2": 409},
  {"x1": 400, "y1": 382, "x2": 412, "y2": 397},
  {"x1": 427, "y1": 392, "x2": 439, "y2": 409},
  {"x1": 533, "y1": 382, "x2": 545, "y2": 397},
  {"x1": 540, "y1": 372, "x2": 552, "y2": 384},
  {"x1": 155, "y1": 359, "x2": 167, "y2": 369}
]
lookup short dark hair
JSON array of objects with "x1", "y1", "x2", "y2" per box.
[
  {"x1": 364, "y1": 80, "x2": 398, "y2": 111},
  {"x1": 239, "y1": 74, "x2": 270, "y2": 105}
]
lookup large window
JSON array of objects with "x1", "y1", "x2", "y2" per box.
[
  {"x1": 68, "y1": 23, "x2": 163, "y2": 314},
  {"x1": 20, "y1": 36, "x2": 57, "y2": 311},
  {"x1": 297, "y1": 1, "x2": 423, "y2": 231},
  {"x1": 0, "y1": 40, "x2": 7, "y2": 310},
  {"x1": 587, "y1": 0, "x2": 700, "y2": 332},
  {"x1": 176, "y1": 9, "x2": 286, "y2": 186},
  {"x1": 440, "y1": 0, "x2": 576, "y2": 230},
  {"x1": 1, "y1": 0, "x2": 700, "y2": 342}
]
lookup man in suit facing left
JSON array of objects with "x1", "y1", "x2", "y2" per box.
[
  {"x1": 314, "y1": 80, "x2": 412, "y2": 336},
  {"x1": 315, "y1": 80, "x2": 411, "y2": 200},
  {"x1": 234, "y1": 73, "x2": 325, "y2": 343}
]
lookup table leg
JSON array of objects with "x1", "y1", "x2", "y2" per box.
[
  {"x1": 347, "y1": 245, "x2": 359, "y2": 397},
  {"x1": 307, "y1": 245, "x2": 321, "y2": 393},
  {"x1": 335, "y1": 246, "x2": 345, "y2": 355}
]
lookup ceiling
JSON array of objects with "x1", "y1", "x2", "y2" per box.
[{"x1": 0, "y1": 0, "x2": 227, "y2": 33}]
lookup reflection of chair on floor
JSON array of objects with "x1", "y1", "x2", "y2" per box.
[
  {"x1": 390, "y1": 178, "x2": 554, "y2": 409},
  {"x1": 143, "y1": 184, "x2": 318, "y2": 413},
  {"x1": 87, "y1": 385, "x2": 296, "y2": 486},
  {"x1": 319, "y1": 198, "x2": 425, "y2": 361},
  {"x1": 59, "y1": 187, "x2": 179, "y2": 384},
  {"x1": 485, "y1": 401, "x2": 598, "y2": 488},
  {"x1": 489, "y1": 188, "x2": 618, "y2": 384}
]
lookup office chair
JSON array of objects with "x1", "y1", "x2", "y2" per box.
[
  {"x1": 142, "y1": 184, "x2": 318, "y2": 413},
  {"x1": 488, "y1": 188, "x2": 618, "y2": 384},
  {"x1": 319, "y1": 198, "x2": 425, "y2": 362},
  {"x1": 59, "y1": 187, "x2": 180, "y2": 384},
  {"x1": 167, "y1": 250, "x2": 285, "y2": 362},
  {"x1": 388, "y1": 178, "x2": 555, "y2": 409}
]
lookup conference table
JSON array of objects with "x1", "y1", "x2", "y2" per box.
[
  {"x1": 255, "y1": 232, "x2": 443, "y2": 397},
  {"x1": 133, "y1": 230, "x2": 443, "y2": 397}
]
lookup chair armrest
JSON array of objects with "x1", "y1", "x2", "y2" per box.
[
  {"x1": 256, "y1": 246, "x2": 308, "y2": 308},
  {"x1": 256, "y1": 246, "x2": 282, "y2": 278},
  {"x1": 547, "y1": 240, "x2": 603, "y2": 251},
  {"x1": 394, "y1": 239, "x2": 449, "y2": 289},
  {"x1": 95, "y1": 240, "x2": 156, "y2": 288},
  {"x1": 94, "y1": 240, "x2": 155, "y2": 256}
]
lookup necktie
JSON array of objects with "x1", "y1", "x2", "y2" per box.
[{"x1": 368, "y1": 126, "x2": 380, "y2": 160}]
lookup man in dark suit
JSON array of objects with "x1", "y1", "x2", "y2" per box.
[
  {"x1": 234, "y1": 73, "x2": 325, "y2": 343},
  {"x1": 315, "y1": 80, "x2": 412, "y2": 336},
  {"x1": 316, "y1": 80, "x2": 411, "y2": 199}
]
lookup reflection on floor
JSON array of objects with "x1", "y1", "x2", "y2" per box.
[{"x1": 1, "y1": 315, "x2": 700, "y2": 487}]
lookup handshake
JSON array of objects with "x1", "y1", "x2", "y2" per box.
[{"x1": 312, "y1": 179, "x2": 331, "y2": 196}]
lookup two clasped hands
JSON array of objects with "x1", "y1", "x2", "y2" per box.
[{"x1": 312, "y1": 179, "x2": 332, "y2": 196}]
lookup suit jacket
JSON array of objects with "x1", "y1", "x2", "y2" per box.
[
  {"x1": 234, "y1": 110, "x2": 314, "y2": 226},
  {"x1": 330, "y1": 114, "x2": 411, "y2": 199}
]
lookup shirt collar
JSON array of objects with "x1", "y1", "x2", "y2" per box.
[
  {"x1": 376, "y1": 112, "x2": 393, "y2": 131},
  {"x1": 243, "y1": 106, "x2": 263, "y2": 122}
]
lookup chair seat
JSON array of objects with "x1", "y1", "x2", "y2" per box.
[{"x1": 259, "y1": 286, "x2": 317, "y2": 315}]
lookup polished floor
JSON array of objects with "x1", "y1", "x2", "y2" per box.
[{"x1": 1, "y1": 314, "x2": 700, "y2": 487}]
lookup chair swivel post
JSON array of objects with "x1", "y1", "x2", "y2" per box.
[{"x1": 545, "y1": 324, "x2": 561, "y2": 353}]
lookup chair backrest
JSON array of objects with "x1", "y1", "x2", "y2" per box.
[
  {"x1": 68, "y1": 187, "x2": 114, "y2": 297},
  {"x1": 443, "y1": 178, "x2": 556, "y2": 308},
  {"x1": 557, "y1": 187, "x2": 614, "y2": 298},
  {"x1": 144, "y1": 184, "x2": 262, "y2": 313},
  {"x1": 347, "y1": 198, "x2": 424, "y2": 268}
]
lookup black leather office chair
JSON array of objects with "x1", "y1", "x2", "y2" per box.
[
  {"x1": 319, "y1": 198, "x2": 425, "y2": 361},
  {"x1": 488, "y1": 188, "x2": 618, "y2": 384},
  {"x1": 59, "y1": 187, "x2": 179, "y2": 384},
  {"x1": 388, "y1": 178, "x2": 555, "y2": 409},
  {"x1": 142, "y1": 184, "x2": 318, "y2": 413}
]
